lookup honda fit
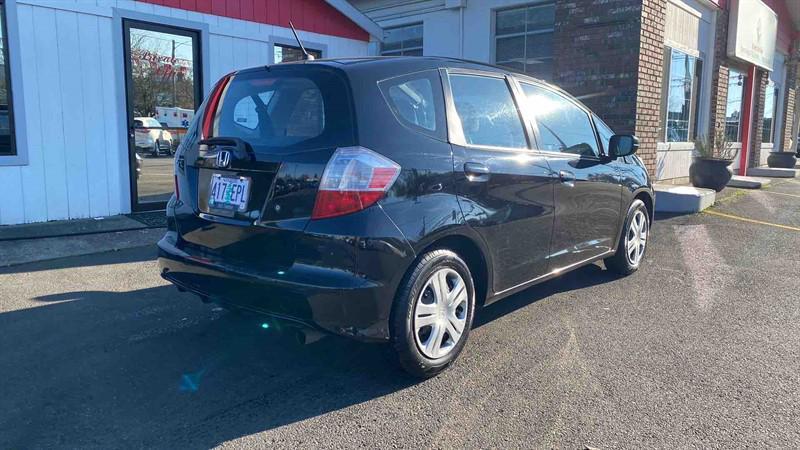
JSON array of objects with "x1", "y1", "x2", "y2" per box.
[{"x1": 158, "y1": 57, "x2": 654, "y2": 377}]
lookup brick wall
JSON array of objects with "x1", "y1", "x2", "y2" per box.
[
  {"x1": 779, "y1": 42, "x2": 800, "y2": 153},
  {"x1": 749, "y1": 69, "x2": 769, "y2": 167},
  {"x1": 634, "y1": 0, "x2": 668, "y2": 173},
  {"x1": 707, "y1": 7, "x2": 731, "y2": 149},
  {"x1": 553, "y1": 0, "x2": 665, "y2": 174}
]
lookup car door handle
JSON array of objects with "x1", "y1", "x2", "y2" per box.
[
  {"x1": 559, "y1": 170, "x2": 576, "y2": 186},
  {"x1": 464, "y1": 162, "x2": 490, "y2": 182}
]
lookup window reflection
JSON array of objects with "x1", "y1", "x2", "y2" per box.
[
  {"x1": 0, "y1": 1, "x2": 15, "y2": 156},
  {"x1": 663, "y1": 48, "x2": 700, "y2": 142},
  {"x1": 725, "y1": 70, "x2": 746, "y2": 142}
]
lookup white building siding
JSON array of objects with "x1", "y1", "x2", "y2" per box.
[{"x1": 0, "y1": 0, "x2": 368, "y2": 225}]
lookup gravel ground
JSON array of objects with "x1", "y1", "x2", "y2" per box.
[{"x1": 1, "y1": 180, "x2": 799, "y2": 449}]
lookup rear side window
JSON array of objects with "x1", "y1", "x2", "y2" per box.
[
  {"x1": 520, "y1": 83, "x2": 599, "y2": 157},
  {"x1": 379, "y1": 70, "x2": 445, "y2": 140},
  {"x1": 216, "y1": 68, "x2": 354, "y2": 153},
  {"x1": 449, "y1": 74, "x2": 527, "y2": 149}
]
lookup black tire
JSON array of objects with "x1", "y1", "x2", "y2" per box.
[
  {"x1": 605, "y1": 199, "x2": 649, "y2": 276},
  {"x1": 390, "y1": 249, "x2": 475, "y2": 378}
]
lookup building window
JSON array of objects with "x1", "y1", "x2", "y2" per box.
[
  {"x1": 661, "y1": 47, "x2": 702, "y2": 142},
  {"x1": 274, "y1": 44, "x2": 322, "y2": 63},
  {"x1": 381, "y1": 24, "x2": 423, "y2": 56},
  {"x1": 762, "y1": 81, "x2": 778, "y2": 144},
  {"x1": 725, "y1": 69, "x2": 747, "y2": 142},
  {"x1": 0, "y1": 1, "x2": 16, "y2": 156},
  {"x1": 494, "y1": 3, "x2": 555, "y2": 80}
]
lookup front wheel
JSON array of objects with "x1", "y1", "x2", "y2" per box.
[
  {"x1": 605, "y1": 199, "x2": 649, "y2": 275},
  {"x1": 390, "y1": 249, "x2": 475, "y2": 378}
]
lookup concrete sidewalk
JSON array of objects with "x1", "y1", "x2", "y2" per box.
[{"x1": 0, "y1": 212, "x2": 166, "y2": 267}]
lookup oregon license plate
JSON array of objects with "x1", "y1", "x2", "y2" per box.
[{"x1": 208, "y1": 174, "x2": 251, "y2": 211}]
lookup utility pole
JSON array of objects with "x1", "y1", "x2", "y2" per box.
[{"x1": 172, "y1": 39, "x2": 177, "y2": 107}]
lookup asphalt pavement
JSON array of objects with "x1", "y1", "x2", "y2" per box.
[{"x1": 1, "y1": 180, "x2": 799, "y2": 448}]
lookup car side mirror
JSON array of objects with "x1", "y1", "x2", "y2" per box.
[{"x1": 608, "y1": 134, "x2": 639, "y2": 158}]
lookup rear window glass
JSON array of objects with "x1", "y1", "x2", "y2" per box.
[
  {"x1": 379, "y1": 70, "x2": 445, "y2": 140},
  {"x1": 216, "y1": 68, "x2": 354, "y2": 152}
]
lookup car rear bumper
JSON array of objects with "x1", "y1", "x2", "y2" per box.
[{"x1": 158, "y1": 207, "x2": 414, "y2": 342}]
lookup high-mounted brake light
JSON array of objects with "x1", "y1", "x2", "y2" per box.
[
  {"x1": 311, "y1": 147, "x2": 401, "y2": 220},
  {"x1": 202, "y1": 73, "x2": 234, "y2": 139}
]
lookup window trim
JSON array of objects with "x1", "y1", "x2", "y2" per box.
[
  {"x1": 516, "y1": 78, "x2": 604, "y2": 160},
  {"x1": 659, "y1": 46, "x2": 703, "y2": 144},
  {"x1": 381, "y1": 23, "x2": 423, "y2": 56},
  {"x1": 492, "y1": 2, "x2": 556, "y2": 80},
  {"x1": 441, "y1": 67, "x2": 535, "y2": 153},
  {"x1": 0, "y1": 0, "x2": 26, "y2": 165}
]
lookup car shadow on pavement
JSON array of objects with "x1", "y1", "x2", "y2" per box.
[
  {"x1": 474, "y1": 262, "x2": 620, "y2": 328},
  {"x1": 1, "y1": 262, "x2": 620, "y2": 448}
]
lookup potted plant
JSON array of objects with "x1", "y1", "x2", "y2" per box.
[
  {"x1": 767, "y1": 149, "x2": 797, "y2": 168},
  {"x1": 690, "y1": 127, "x2": 739, "y2": 192}
]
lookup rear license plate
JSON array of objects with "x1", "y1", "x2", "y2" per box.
[{"x1": 208, "y1": 174, "x2": 251, "y2": 212}]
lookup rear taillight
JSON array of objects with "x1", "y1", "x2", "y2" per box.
[
  {"x1": 311, "y1": 147, "x2": 401, "y2": 220},
  {"x1": 202, "y1": 73, "x2": 234, "y2": 139}
]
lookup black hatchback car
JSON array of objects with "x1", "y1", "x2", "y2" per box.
[{"x1": 159, "y1": 57, "x2": 653, "y2": 377}]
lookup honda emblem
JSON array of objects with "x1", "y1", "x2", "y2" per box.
[{"x1": 216, "y1": 150, "x2": 231, "y2": 168}]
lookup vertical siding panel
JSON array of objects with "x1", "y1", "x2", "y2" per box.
[
  {"x1": 246, "y1": 39, "x2": 264, "y2": 67},
  {"x1": 98, "y1": 16, "x2": 125, "y2": 215},
  {"x1": 232, "y1": 37, "x2": 248, "y2": 70},
  {"x1": 77, "y1": 13, "x2": 111, "y2": 217},
  {"x1": 254, "y1": 0, "x2": 266, "y2": 23},
  {"x1": 240, "y1": 0, "x2": 253, "y2": 22},
  {"x1": 32, "y1": 7, "x2": 69, "y2": 220},
  {"x1": 17, "y1": 4, "x2": 48, "y2": 223},
  {"x1": 195, "y1": 0, "x2": 211, "y2": 14},
  {"x1": 211, "y1": 0, "x2": 225, "y2": 16},
  {"x1": 0, "y1": 168, "x2": 24, "y2": 225},
  {"x1": 226, "y1": 0, "x2": 240, "y2": 18},
  {"x1": 55, "y1": 10, "x2": 91, "y2": 219}
]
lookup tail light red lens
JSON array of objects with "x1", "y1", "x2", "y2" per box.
[
  {"x1": 201, "y1": 73, "x2": 234, "y2": 139},
  {"x1": 311, "y1": 147, "x2": 401, "y2": 220}
]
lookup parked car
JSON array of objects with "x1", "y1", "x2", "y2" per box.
[
  {"x1": 158, "y1": 57, "x2": 654, "y2": 377},
  {"x1": 134, "y1": 117, "x2": 173, "y2": 156}
]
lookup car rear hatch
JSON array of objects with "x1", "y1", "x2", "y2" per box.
[{"x1": 174, "y1": 64, "x2": 357, "y2": 271}]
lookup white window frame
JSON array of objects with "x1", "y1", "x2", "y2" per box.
[
  {"x1": 492, "y1": 2, "x2": 555, "y2": 80},
  {"x1": 380, "y1": 23, "x2": 423, "y2": 57}
]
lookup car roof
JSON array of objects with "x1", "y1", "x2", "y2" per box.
[{"x1": 234, "y1": 56, "x2": 579, "y2": 106}]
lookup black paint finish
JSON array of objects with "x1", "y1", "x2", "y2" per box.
[{"x1": 158, "y1": 57, "x2": 653, "y2": 342}]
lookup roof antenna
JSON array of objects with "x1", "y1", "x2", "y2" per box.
[{"x1": 288, "y1": 21, "x2": 314, "y2": 60}]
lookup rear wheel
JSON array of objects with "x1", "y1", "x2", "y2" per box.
[
  {"x1": 605, "y1": 199, "x2": 649, "y2": 275},
  {"x1": 391, "y1": 249, "x2": 475, "y2": 378}
]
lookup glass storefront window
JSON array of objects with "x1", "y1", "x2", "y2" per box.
[
  {"x1": 762, "y1": 81, "x2": 777, "y2": 144},
  {"x1": 0, "y1": 0, "x2": 16, "y2": 156},
  {"x1": 725, "y1": 69, "x2": 747, "y2": 142},
  {"x1": 494, "y1": 3, "x2": 555, "y2": 80},
  {"x1": 274, "y1": 44, "x2": 322, "y2": 63},
  {"x1": 381, "y1": 24, "x2": 423, "y2": 56},
  {"x1": 662, "y1": 47, "x2": 701, "y2": 142}
]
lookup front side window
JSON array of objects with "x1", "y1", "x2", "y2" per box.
[
  {"x1": 494, "y1": 3, "x2": 555, "y2": 80},
  {"x1": 379, "y1": 70, "x2": 445, "y2": 140},
  {"x1": 0, "y1": 0, "x2": 15, "y2": 156},
  {"x1": 661, "y1": 47, "x2": 702, "y2": 142},
  {"x1": 521, "y1": 83, "x2": 599, "y2": 157},
  {"x1": 762, "y1": 81, "x2": 778, "y2": 144},
  {"x1": 274, "y1": 44, "x2": 322, "y2": 63},
  {"x1": 381, "y1": 24, "x2": 423, "y2": 56},
  {"x1": 725, "y1": 69, "x2": 747, "y2": 142},
  {"x1": 449, "y1": 74, "x2": 527, "y2": 149}
]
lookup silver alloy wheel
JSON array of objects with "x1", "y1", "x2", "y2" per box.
[
  {"x1": 625, "y1": 209, "x2": 648, "y2": 266},
  {"x1": 413, "y1": 268, "x2": 468, "y2": 359}
]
